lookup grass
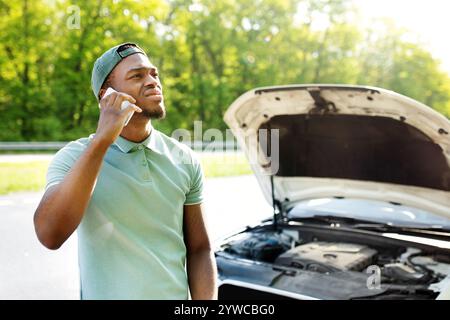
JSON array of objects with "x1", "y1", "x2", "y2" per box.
[
  {"x1": 0, "y1": 153, "x2": 253, "y2": 195},
  {"x1": 200, "y1": 153, "x2": 253, "y2": 178},
  {"x1": 0, "y1": 161, "x2": 50, "y2": 195}
]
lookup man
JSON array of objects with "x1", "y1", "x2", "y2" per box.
[{"x1": 33, "y1": 42, "x2": 218, "y2": 300}]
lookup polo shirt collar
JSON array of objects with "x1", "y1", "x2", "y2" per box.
[{"x1": 113, "y1": 129, "x2": 163, "y2": 154}]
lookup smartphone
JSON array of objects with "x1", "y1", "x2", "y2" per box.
[{"x1": 100, "y1": 87, "x2": 135, "y2": 126}]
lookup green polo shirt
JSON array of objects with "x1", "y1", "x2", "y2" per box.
[{"x1": 45, "y1": 128, "x2": 204, "y2": 299}]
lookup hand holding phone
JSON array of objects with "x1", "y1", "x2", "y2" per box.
[
  {"x1": 95, "y1": 88, "x2": 142, "y2": 147},
  {"x1": 101, "y1": 87, "x2": 135, "y2": 126}
]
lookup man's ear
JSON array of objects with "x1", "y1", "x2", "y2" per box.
[{"x1": 98, "y1": 88, "x2": 106, "y2": 100}]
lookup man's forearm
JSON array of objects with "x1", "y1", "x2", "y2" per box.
[
  {"x1": 34, "y1": 137, "x2": 110, "y2": 249},
  {"x1": 187, "y1": 249, "x2": 218, "y2": 300}
]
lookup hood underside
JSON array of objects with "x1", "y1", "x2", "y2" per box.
[
  {"x1": 224, "y1": 85, "x2": 450, "y2": 218},
  {"x1": 260, "y1": 113, "x2": 448, "y2": 191}
]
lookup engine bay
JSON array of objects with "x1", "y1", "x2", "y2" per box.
[{"x1": 217, "y1": 226, "x2": 450, "y2": 299}]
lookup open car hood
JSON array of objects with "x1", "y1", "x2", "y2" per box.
[{"x1": 223, "y1": 85, "x2": 450, "y2": 220}]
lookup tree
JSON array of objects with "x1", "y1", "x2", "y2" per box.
[{"x1": 0, "y1": 0, "x2": 448, "y2": 142}]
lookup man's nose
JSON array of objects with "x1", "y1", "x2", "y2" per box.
[{"x1": 143, "y1": 73, "x2": 158, "y2": 87}]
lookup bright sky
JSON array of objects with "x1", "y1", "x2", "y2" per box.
[{"x1": 355, "y1": 0, "x2": 450, "y2": 75}]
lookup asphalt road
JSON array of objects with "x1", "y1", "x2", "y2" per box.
[{"x1": 0, "y1": 175, "x2": 272, "y2": 300}]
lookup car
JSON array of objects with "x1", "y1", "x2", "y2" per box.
[{"x1": 215, "y1": 84, "x2": 450, "y2": 300}]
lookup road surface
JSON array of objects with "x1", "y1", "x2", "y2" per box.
[{"x1": 0, "y1": 175, "x2": 272, "y2": 299}]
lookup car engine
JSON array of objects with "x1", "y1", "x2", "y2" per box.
[
  {"x1": 219, "y1": 229, "x2": 450, "y2": 299},
  {"x1": 274, "y1": 242, "x2": 377, "y2": 272}
]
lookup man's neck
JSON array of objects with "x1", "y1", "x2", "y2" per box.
[{"x1": 120, "y1": 118, "x2": 153, "y2": 143}]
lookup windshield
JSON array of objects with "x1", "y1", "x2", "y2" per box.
[{"x1": 287, "y1": 198, "x2": 450, "y2": 230}]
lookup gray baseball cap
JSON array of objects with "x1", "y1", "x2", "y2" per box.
[{"x1": 91, "y1": 42, "x2": 146, "y2": 100}]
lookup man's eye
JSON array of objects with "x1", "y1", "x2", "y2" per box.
[{"x1": 131, "y1": 74, "x2": 141, "y2": 79}]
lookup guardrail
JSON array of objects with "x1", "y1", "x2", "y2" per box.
[
  {"x1": 0, "y1": 142, "x2": 68, "y2": 150},
  {"x1": 0, "y1": 141, "x2": 241, "y2": 152}
]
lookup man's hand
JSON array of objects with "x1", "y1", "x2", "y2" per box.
[{"x1": 96, "y1": 91, "x2": 142, "y2": 147}]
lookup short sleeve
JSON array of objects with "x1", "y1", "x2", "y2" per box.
[
  {"x1": 45, "y1": 140, "x2": 87, "y2": 191},
  {"x1": 184, "y1": 152, "x2": 204, "y2": 205}
]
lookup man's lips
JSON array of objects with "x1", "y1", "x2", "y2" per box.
[{"x1": 143, "y1": 88, "x2": 162, "y2": 97}]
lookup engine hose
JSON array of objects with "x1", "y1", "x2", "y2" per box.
[{"x1": 406, "y1": 253, "x2": 435, "y2": 284}]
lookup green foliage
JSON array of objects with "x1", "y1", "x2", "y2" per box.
[{"x1": 0, "y1": 0, "x2": 449, "y2": 142}]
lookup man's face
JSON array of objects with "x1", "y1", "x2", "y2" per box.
[{"x1": 108, "y1": 53, "x2": 165, "y2": 119}]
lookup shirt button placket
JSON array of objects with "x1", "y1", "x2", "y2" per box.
[{"x1": 139, "y1": 146, "x2": 151, "y2": 182}]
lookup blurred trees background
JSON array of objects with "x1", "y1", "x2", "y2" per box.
[{"x1": 1, "y1": 0, "x2": 449, "y2": 141}]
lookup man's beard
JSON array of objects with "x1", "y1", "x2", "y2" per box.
[{"x1": 141, "y1": 102, "x2": 166, "y2": 119}]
